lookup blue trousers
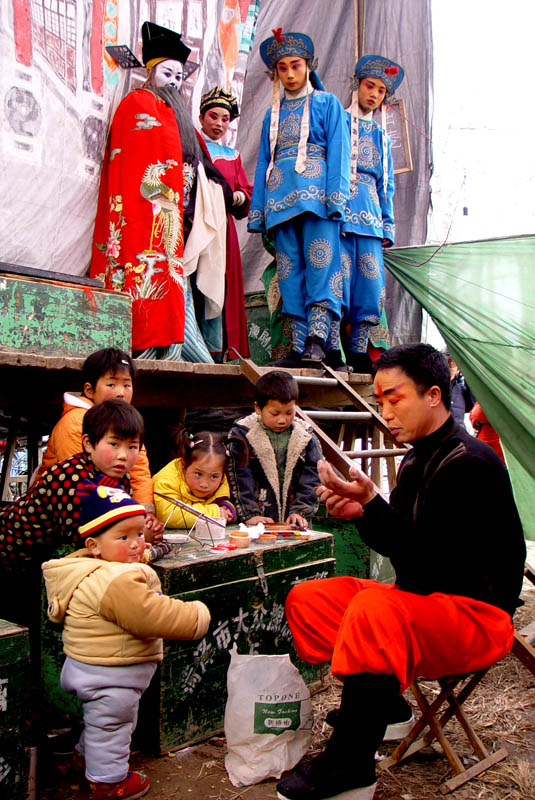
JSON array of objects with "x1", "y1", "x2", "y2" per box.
[
  {"x1": 341, "y1": 234, "x2": 385, "y2": 325},
  {"x1": 274, "y1": 214, "x2": 345, "y2": 343}
]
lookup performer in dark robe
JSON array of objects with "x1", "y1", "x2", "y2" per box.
[
  {"x1": 91, "y1": 22, "x2": 232, "y2": 361},
  {"x1": 199, "y1": 87, "x2": 253, "y2": 359}
]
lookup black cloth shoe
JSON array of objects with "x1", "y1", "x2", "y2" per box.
[
  {"x1": 301, "y1": 336, "x2": 326, "y2": 365},
  {"x1": 277, "y1": 674, "x2": 399, "y2": 800},
  {"x1": 324, "y1": 350, "x2": 353, "y2": 374},
  {"x1": 325, "y1": 692, "x2": 414, "y2": 741},
  {"x1": 277, "y1": 756, "x2": 377, "y2": 800},
  {"x1": 269, "y1": 349, "x2": 304, "y2": 368},
  {"x1": 347, "y1": 352, "x2": 374, "y2": 375}
]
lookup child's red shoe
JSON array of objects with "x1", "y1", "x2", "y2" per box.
[{"x1": 89, "y1": 771, "x2": 150, "y2": 799}]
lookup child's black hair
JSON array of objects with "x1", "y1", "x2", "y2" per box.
[
  {"x1": 82, "y1": 348, "x2": 136, "y2": 392},
  {"x1": 173, "y1": 426, "x2": 248, "y2": 469},
  {"x1": 82, "y1": 399, "x2": 145, "y2": 447},
  {"x1": 254, "y1": 370, "x2": 299, "y2": 409}
]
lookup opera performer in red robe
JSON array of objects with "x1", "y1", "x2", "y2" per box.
[
  {"x1": 198, "y1": 87, "x2": 253, "y2": 359},
  {"x1": 90, "y1": 22, "x2": 232, "y2": 361}
]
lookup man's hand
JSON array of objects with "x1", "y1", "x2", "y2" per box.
[
  {"x1": 286, "y1": 513, "x2": 308, "y2": 530},
  {"x1": 246, "y1": 515, "x2": 275, "y2": 526},
  {"x1": 316, "y1": 460, "x2": 376, "y2": 520}
]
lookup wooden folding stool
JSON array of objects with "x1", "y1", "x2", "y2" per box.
[{"x1": 378, "y1": 670, "x2": 508, "y2": 794}]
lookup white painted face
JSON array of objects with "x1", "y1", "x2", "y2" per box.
[{"x1": 151, "y1": 59, "x2": 184, "y2": 89}]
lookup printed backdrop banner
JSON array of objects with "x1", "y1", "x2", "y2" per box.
[
  {"x1": 1, "y1": 0, "x2": 261, "y2": 276},
  {"x1": 2, "y1": 0, "x2": 431, "y2": 349}
]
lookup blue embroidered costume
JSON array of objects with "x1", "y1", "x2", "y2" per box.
[
  {"x1": 342, "y1": 55, "x2": 404, "y2": 373},
  {"x1": 248, "y1": 30, "x2": 350, "y2": 365},
  {"x1": 341, "y1": 115, "x2": 394, "y2": 349}
]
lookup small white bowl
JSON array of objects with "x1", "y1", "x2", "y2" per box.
[
  {"x1": 163, "y1": 532, "x2": 189, "y2": 555},
  {"x1": 164, "y1": 533, "x2": 190, "y2": 544}
]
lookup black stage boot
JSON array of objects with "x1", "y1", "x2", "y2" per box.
[
  {"x1": 325, "y1": 691, "x2": 414, "y2": 741},
  {"x1": 347, "y1": 352, "x2": 374, "y2": 375},
  {"x1": 277, "y1": 673, "x2": 400, "y2": 800},
  {"x1": 324, "y1": 350, "x2": 353, "y2": 374},
  {"x1": 270, "y1": 350, "x2": 305, "y2": 368},
  {"x1": 301, "y1": 336, "x2": 326, "y2": 366}
]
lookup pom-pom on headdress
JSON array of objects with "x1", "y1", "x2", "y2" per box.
[
  {"x1": 350, "y1": 54, "x2": 405, "y2": 195},
  {"x1": 259, "y1": 29, "x2": 323, "y2": 178},
  {"x1": 200, "y1": 86, "x2": 240, "y2": 120}
]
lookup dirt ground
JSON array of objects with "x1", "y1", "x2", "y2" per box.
[{"x1": 40, "y1": 574, "x2": 535, "y2": 800}]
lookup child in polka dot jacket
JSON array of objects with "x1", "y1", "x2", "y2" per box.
[{"x1": 0, "y1": 399, "x2": 144, "y2": 567}]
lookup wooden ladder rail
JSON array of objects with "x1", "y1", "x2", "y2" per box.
[
  {"x1": 239, "y1": 358, "x2": 365, "y2": 484},
  {"x1": 239, "y1": 358, "x2": 407, "y2": 499}
]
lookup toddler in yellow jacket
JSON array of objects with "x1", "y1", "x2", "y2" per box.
[{"x1": 42, "y1": 483, "x2": 210, "y2": 800}]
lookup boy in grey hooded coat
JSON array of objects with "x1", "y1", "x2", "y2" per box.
[{"x1": 228, "y1": 371, "x2": 321, "y2": 527}]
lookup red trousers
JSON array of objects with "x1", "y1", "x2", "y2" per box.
[{"x1": 285, "y1": 578, "x2": 514, "y2": 692}]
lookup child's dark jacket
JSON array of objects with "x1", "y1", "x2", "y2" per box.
[{"x1": 228, "y1": 413, "x2": 321, "y2": 522}]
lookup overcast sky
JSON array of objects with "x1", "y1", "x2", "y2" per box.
[{"x1": 429, "y1": 0, "x2": 535, "y2": 243}]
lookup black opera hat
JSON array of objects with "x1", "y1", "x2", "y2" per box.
[{"x1": 141, "y1": 21, "x2": 191, "y2": 66}]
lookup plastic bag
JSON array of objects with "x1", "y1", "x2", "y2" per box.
[{"x1": 224, "y1": 644, "x2": 313, "y2": 786}]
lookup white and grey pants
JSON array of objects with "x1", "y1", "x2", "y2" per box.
[{"x1": 60, "y1": 656, "x2": 157, "y2": 783}]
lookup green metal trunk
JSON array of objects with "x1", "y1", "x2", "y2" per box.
[
  {"x1": 135, "y1": 533, "x2": 335, "y2": 753},
  {"x1": 0, "y1": 275, "x2": 131, "y2": 357},
  {"x1": 41, "y1": 535, "x2": 335, "y2": 754},
  {"x1": 0, "y1": 620, "x2": 31, "y2": 798}
]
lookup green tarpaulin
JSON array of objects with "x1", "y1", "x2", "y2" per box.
[{"x1": 384, "y1": 235, "x2": 535, "y2": 540}]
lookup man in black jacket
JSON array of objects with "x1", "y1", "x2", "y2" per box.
[
  {"x1": 444, "y1": 348, "x2": 475, "y2": 427},
  {"x1": 277, "y1": 344, "x2": 526, "y2": 800}
]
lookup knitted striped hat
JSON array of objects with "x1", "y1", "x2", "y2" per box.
[{"x1": 78, "y1": 483, "x2": 146, "y2": 538}]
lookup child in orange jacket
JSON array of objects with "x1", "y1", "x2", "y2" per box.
[{"x1": 33, "y1": 348, "x2": 162, "y2": 537}]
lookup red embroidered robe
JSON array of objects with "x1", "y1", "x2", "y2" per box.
[{"x1": 90, "y1": 89, "x2": 185, "y2": 352}]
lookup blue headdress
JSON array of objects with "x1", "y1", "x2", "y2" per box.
[
  {"x1": 259, "y1": 30, "x2": 323, "y2": 89},
  {"x1": 350, "y1": 54, "x2": 405, "y2": 195},
  {"x1": 352, "y1": 55, "x2": 404, "y2": 102},
  {"x1": 259, "y1": 29, "x2": 323, "y2": 177}
]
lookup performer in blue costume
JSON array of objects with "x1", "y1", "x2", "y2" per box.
[
  {"x1": 341, "y1": 55, "x2": 404, "y2": 374},
  {"x1": 248, "y1": 29, "x2": 350, "y2": 368}
]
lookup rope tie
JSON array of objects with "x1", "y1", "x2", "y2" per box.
[
  {"x1": 295, "y1": 65, "x2": 311, "y2": 174},
  {"x1": 266, "y1": 75, "x2": 281, "y2": 179},
  {"x1": 381, "y1": 104, "x2": 389, "y2": 196},
  {"x1": 350, "y1": 87, "x2": 360, "y2": 193}
]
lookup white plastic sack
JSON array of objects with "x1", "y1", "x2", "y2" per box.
[{"x1": 224, "y1": 645, "x2": 313, "y2": 786}]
